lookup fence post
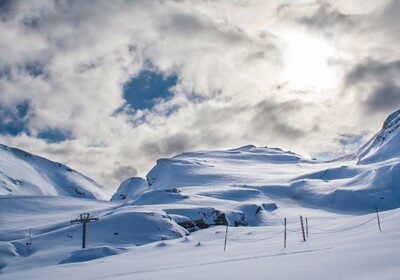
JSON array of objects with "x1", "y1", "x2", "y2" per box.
[
  {"x1": 306, "y1": 217, "x2": 308, "y2": 238},
  {"x1": 300, "y1": 216, "x2": 306, "y2": 242},
  {"x1": 375, "y1": 205, "x2": 382, "y2": 232},
  {"x1": 284, "y1": 218, "x2": 287, "y2": 248},
  {"x1": 224, "y1": 225, "x2": 229, "y2": 251},
  {"x1": 26, "y1": 228, "x2": 32, "y2": 246}
]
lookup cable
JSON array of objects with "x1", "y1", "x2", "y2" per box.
[
  {"x1": 308, "y1": 217, "x2": 377, "y2": 234},
  {"x1": 228, "y1": 230, "x2": 283, "y2": 243}
]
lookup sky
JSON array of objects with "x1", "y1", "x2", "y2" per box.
[{"x1": 1, "y1": 0, "x2": 400, "y2": 190}]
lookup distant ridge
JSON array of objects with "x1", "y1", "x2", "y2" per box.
[{"x1": 0, "y1": 144, "x2": 111, "y2": 200}]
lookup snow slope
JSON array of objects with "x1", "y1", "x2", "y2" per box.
[
  {"x1": 125, "y1": 145, "x2": 398, "y2": 214},
  {"x1": 0, "y1": 195, "x2": 188, "y2": 273},
  {"x1": 111, "y1": 177, "x2": 149, "y2": 201},
  {"x1": 0, "y1": 144, "x2": 111, "y2": 200},
  {"x1": 357, "y1": 109, "x2": 400, "y2": 164},
  {"x1": 1, "y1": 110, "x2": 400, "y2": 279},
  {"x1": 1, "y1": 196, "x2": 398, "y2": 280}
]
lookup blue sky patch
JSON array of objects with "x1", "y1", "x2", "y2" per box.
[
  {"x1": 122, "y1": 71, "x2": 178, "y2": 111},
  {"x1": 0, "y1": 102, "x2": 70, "y2": 143},
  {"x1": 37, "y1": 128, "x2": 71, "y2": 143},
  {"x1": 0, "y1": 102, "x2": 29, "y2": 136}
]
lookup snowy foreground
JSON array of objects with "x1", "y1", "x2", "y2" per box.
[
  {"x1": 1, "y1": 196, "x2": 399, "y2": 280},
  {"x1": 1, "y1": 110, "x2": 400, "y2": 279}
]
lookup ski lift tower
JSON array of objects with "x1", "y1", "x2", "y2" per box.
[{"x1": 70, "y1": 213, "x2": 99, "y2": 249}]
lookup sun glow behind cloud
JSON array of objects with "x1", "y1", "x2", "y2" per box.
[{"x1": 281, "y1": 32, "x2": 337, "y2": 91}]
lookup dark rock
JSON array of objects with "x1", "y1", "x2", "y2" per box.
[
  {"x1": 262, "y1": 202, "x2": 278, "y2": 211},
  {"x1": 255, "y1": 206, "x2": 263, "y2": 215},
  {"x1": 177, "y1": 220, "x2": 196, "y2": 232},
  {"x1": 214, "y1": 211, "x2": 228, "y2": 225}
]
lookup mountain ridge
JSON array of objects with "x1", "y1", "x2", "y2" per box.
[{"x1": 0, "y1": 143, "x2": 111, "y2": 200}]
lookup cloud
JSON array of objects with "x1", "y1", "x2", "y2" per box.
[
  {"x1": 367, "y1": 83, "x2": 400, "y2": 113},
  {"x1": 345, "y1": 60, "x2": 400, "y2": 85},
  {"x1": 0, "y1": 0, "x2": 399, "y2": 190},
  {"x1": 113, "y1": 162, "x2": 138, "y2": 182},
  {"x1": 344, "y1": 59, "x2": 400, "y2": 113},
  {"x1": 285, "y1": 1, "x2": 357, "y2": 38},
  {"x1": 251, "y1": 100, "x2": 307, "y2": 140}
]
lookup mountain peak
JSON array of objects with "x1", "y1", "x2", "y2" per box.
[
  {"x1": 357, "y1": 108, "x2": 400, "y2": 164},
  {"x1": 382, "y1": 109, "x2": 400, "y2": 129}
]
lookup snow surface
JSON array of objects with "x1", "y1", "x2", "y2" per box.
[
  {"x1": 0, "y1": 144, "x2": 111, "y2": 200},
  {"x1": 111, "y1": 177, "x2": 149, "y2": 201},
  {"x1": 1, "y1": 197, "x2": 399, "y2": 280},
  {"x1": 1, "y1": 110, "x2": 400, "y2": 279}
]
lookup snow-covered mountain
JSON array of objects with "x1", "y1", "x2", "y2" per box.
[
  {"x1": 1, "y1": 109, "x2": 400, "y2": 279},
  {"x1": 113, "y1": 110, "x2": 400, "y2": 216},
  {"x1": 357, "y1": 109, "x2": 400, "y2": 164},
  {"x1": 0, "y1": 144, "x2": 111, "y2": 200}
]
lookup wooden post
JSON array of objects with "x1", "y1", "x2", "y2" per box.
[
  {"x1": 284, "y1": 218, "x2": 287, "y2": 249},
  {"x1": 300, "y1": 216, "x2": 306, "y2": 242},
  {"x1": 224, "y1": 225, "x2": 229, "y2": 251},
  {"x1": 306, "y1": 217, "x2": 309, "y2": 238},
  {"x1": 375, "y1": 205, "x2": 382, "y2": 232}
]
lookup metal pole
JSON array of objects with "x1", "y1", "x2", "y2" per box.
[
  {"x1": 82, "y1": 222, "x2": 87, "y2": 249},
  {"x1": 306, "y1": 218, "x2": 308, "y2": 238},
  {"x1": 375, "y1": 205, "x2": 382, "y2": 232},
  {"x1": 284, "y1": 218, "x2": 287, "y2": 248},
  {"x1": 224, "y1": 225, "x2": 228, "y2": 251}
]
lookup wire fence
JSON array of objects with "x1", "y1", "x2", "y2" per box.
[
  {"x1": 228, "y1": 230, "x2": 284, "y2": 243},
  {"x1": 307, "y1": 216, "x2": 377, "y2": 235},
  {"x1": 222, "y1": 213, "x2": 382, "y2": 249}
]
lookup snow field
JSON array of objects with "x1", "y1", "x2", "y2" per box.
[{"x1": 1, "y1": 208, "x2": 398, "y2": 280}]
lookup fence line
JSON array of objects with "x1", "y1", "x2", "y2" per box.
[
  {"x1": 224, "y1": 214, "x2": 381, "y2": 249},
  {"x1": 228, "y1": 230, "x2": 283, "y2": 243},
  {"x1": 308, "y1": 216, "x2": 377, "y2": 234}
]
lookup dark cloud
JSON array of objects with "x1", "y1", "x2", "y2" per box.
[
  {"x1": 114, "y1": 163, "x2": 138, "y2": 182},
  {"x1": 367, "y1": 83, "x2": 400, "y2": 113},
  {"x1": 140, "y1": 133, "x2": 194, "y2": 159},
  {"x1": 344, "y1": 59, "x2": 400, "y2": 113},
  {"x1": 377, "y1": 0, "x2": 400, "y2": 37},
  {"x1": 345, "y1": 60, "x2": 400, "y2": 85},
  {"x1": 0, "y1": 0, "x2": 15, "y2": 21},
  {"x1": 297, "y1": 2, "x2": 355, "y2": 36},
  {"x1": 157, "y1": 8, "x2": 249, "y2": 47},
  {"x1": 251, "y1": 100, "x2": 306, "y2": 139}
]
